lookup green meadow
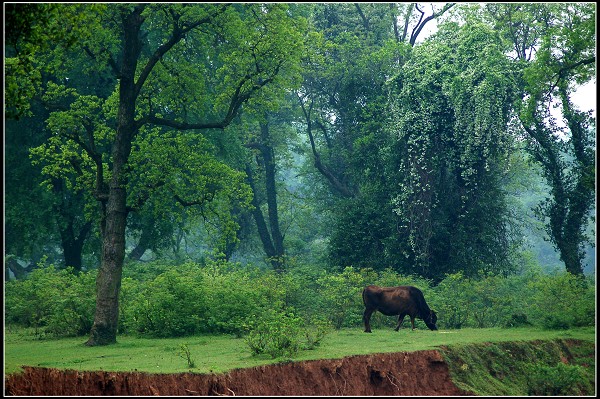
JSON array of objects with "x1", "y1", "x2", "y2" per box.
[{"x1": 5, "y1": 325, "x2": 595, "y2": 376}]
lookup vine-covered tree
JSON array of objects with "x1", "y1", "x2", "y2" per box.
[{"x1": 387, "y1": 22, "x2": 520, "y2": 279}]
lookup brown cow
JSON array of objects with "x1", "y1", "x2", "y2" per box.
[{"x1": 362, "y1": 285, "x2": 438, "y2": 332}]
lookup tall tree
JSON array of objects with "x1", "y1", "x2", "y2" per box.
[
  {"x1": 5, "y1": 4, "x2": 102, "y2": 275},
  {"x1": 483, "y1": 3, "x2": 596, "y2": 275},
  {"x1": 387, "y1": 22, "x2": 519, "y2": 279},
  {"x1": 28, "y1": 3, "x2": 304, "y2": 345},
  {"x1": 297, "y1": 3, "x2": 456, "y2": 272}
]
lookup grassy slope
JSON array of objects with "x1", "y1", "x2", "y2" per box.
[
  {"x1": 4, "y1": 326, "x2": 595, "y2": 376},
  {"x1": 441, "y1": 339, "x2": 596, "y2": 395}
]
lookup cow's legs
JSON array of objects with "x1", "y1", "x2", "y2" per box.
[
  {"x1": 394, "y1": 314, "x2": 406, "y2": 331},
  {"x1": 363, "y1": 308, "x2": 375, "y2": 333},
  {"x1": 410, "y1": 316, "x2": 416, "y2": 330}
]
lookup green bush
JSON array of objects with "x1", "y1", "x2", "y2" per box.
[
  {"x1": 526, "y1": 272, "x2": 595, "y2": 330},
  {"x1": 202, "y1": 266, "x2": 269, "y2": 336},
  {"x1": 525, "y1": 362, "x2": 591, "y2": 395},
  {"x1": 316, "y1": 266, "x2": 377, "y2": 329},
  {"x1": 431, "y1": 272, "x2": 472, "y2": 329},
  {"x1": 244, "y1": 309, "x2": 332, "y2": 358},
  {"x1": 125, "y1": 266, "x2": 207, "y2": 337},
  {"x1": 5, "y1": 260, "x2": 95, "y2": 337},
  {"x1": 6, "y1": 258, "x2": 595, "y2": 339},
  {"x1": 244, "y1": 309, "x2": 304, "y2": 358}
]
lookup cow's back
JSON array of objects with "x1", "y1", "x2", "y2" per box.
[{"x1": 363, "y1": 285, "x2": 418, "y2": 316}]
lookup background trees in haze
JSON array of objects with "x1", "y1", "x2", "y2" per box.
[{"x1": 4, "y1": 3, "x2": 596, "y2": 345}]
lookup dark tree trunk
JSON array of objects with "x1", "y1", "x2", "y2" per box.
[
  {"x1": 60, "y1": 220, "x2": 92, "y2": 272},
  {"x1": 245, "y1": 164, "x2": 284, "y2": 272},
  {"x1": 127, "y1": 225, "x2": 152, "y2": 261},
  {"x1": 51, "y1": 179, "x2": 93, "y2": 272},
  {"x1": 260, "y1": 123, "x2": 285, "y2": 266},
  {"x1": 243, "y1": 121, "x2": 286, "y2": 271},
  {"x1": 86, "y1": 6, "x2": 143, "y2": 346},
  {"x1": 522, "y1": 85, "x2": 595, "y2": 276}
]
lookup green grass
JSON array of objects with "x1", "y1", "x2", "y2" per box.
[{"x1": 4, "y1": 325, "x2": 595, "y2": 376}]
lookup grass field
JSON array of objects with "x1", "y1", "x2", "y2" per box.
[{"x1": 4, "y1": 325, "x2": 595, "y2": 375}]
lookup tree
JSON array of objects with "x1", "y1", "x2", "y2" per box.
[
  {"x1": 5, "y1": 4, "x2": 102, "y2": 275},
  {"x1": 28, "y1": 3, "x2": 304, "y2": 345},
  {"x1": 297, "y1": 3, "x2": 456, "y2": 273},
  {"x1": 484, "y1": 3, "x2": 596, "y2": 275},
  {"x1": 387, "y1": 22, "x2": 520, "y2": 279}
]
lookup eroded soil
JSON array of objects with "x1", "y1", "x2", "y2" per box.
[{"x1": 5, "y1": 350, "x2": 473, "y2": 396}]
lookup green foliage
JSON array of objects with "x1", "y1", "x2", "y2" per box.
[
  {"x1": 315, "y1": 266, "x2": 376, "y2": 329},
  {"x1": 388, "y1": 22, "x2": 520, "y2": 280},
  {"x1": 244, "y1": 308, "x2": 331, "y2": 359},
  {"x1": 526, "y1": 271, "x2": 595, "y2": 330},
  {"x1": 524, "y1": 362, "x2": 591, "y2": 395},
  {"x1": 4, "y1": 259, "x2": 95, "y2": 337},
  {"x1": 430, "y1": 272, "x2": 472, "y2": 329},
  {"x1": 124, "y1": 265, "x2": 207, "y2": 338},
  {"x1": 7, "y1": 259, "x2": 595, "y2": 341},
  {"x1": 244, "y1": 308, "x2": 304, "y2": 358}
]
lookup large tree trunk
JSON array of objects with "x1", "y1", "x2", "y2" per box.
[
  {"x1": 86, "y1": 7, "x2": 143, "y2": 346},
  {"x1": 86, "y1": 181, "x2": 128, "y2": 346}
]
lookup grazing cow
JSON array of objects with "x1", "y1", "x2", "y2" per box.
[{"x1": 362, "y1": 285, "x2": 438, "y2": 332}]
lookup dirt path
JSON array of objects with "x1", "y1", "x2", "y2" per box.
[{"x1": 5, "y1": 349, "x2": 473, "y2": 396}]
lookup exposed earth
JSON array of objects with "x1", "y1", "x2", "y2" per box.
[{"x1": 5, "y1": 350, "x2": 473, "y2": 396}]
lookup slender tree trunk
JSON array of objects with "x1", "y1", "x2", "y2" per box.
[
  {"x1": 245, "y1": 164, "x2": 284, "y2": 271},
  {"x1": 243, "y1": 121, "x2": 286, "y2": 271},
  {"x1": 260, "y1": 122, "x2": 285, "y2": 267}
]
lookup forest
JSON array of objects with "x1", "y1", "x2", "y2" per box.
[{"x1": 4, "y1": 3, "x2": 596, "y2": 347}]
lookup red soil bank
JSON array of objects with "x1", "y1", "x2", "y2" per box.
[{"x1": 5, "y1": 349, "x2": 473, "y2": 396}]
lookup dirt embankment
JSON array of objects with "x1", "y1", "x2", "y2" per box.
[{"x1": 5, "y1": 350, "x2": 473, "y2": 396}]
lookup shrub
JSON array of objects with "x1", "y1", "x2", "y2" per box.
[
  {"x1": 316, "y1": 266, "x2": 377, "y2": 329},
  {"x1": 125, "y1": 266, "x2": 207, "y2": 337},
  {"x1": 431, "y1": 272, "x2": 472, "y2": 329},
  {"x1": 4, "y1": 260, "x2": 95, "y2": 337},
  {"x1": 525, "y1": 362, "x2": 590, "y2": 395},
  {"x1": 244, "y1": 309, "x2": 332, "y2": 358},
  {"x1": 244, "y1": 309, "x2": 304, "y2": 358},
  {"x1": 202, "y1": 267, "x2": 268, "y2": 336},
  {"x1": 526, "y1": 272, "x2": 595, "y2": 330}
]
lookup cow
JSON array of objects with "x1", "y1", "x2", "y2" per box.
[{"x1": 362, "y1": 285, "x2": 438, "y2": 332}]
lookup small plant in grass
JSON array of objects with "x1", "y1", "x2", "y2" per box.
[
  {"x1": 176, "y1": 344, "x2": 196, "y2": 369},
  {"x1": 302, "y1": 317, "x2": 332, "y2": 350}
]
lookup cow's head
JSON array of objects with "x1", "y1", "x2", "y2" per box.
[{"x1": 425, "y1": 310, "x2": 438, "y2": 331}]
